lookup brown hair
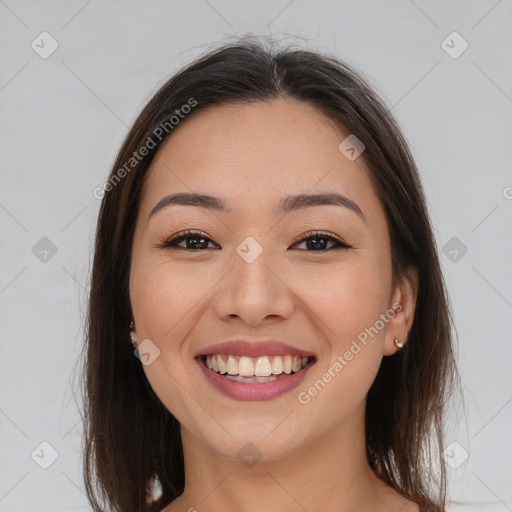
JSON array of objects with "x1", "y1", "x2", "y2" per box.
[{"x1": 81, "y1": 37, "x2": 459, "y2": 511}]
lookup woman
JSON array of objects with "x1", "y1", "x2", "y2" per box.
[{"x1": 82, "y1": 37, "x2": 459, "y2": 512}]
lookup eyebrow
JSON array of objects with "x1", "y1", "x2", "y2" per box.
[{"x1": 148, "y1": 192, "x2": 365, "y2": 223}]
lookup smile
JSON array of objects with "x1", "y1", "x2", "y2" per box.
[{"x1": 197, "y1": 353, "x2": 316, "y2": 401}]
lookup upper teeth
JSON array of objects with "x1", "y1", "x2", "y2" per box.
[{"x1": 205, "y1": 354, "x2": 309, "y2": 377}]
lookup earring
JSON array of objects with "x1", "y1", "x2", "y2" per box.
[
  {"x1": 394, "y1": 337, "x2": 404, "y2": 349},
  {"x1": 129, "y1": 320, "x2": 137, "y2": 346}
]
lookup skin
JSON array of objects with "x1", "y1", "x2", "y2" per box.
[{"x1": 129, "y1": 98, "x2": 419, "y2": 512}]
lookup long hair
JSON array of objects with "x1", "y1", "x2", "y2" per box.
[{"x1": 81, "y1": 37, "x2": 459, "y2": 511}]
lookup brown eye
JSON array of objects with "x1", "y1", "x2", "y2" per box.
[
  {"x1": 159, "y1": 230, "x2": 219, "y2": 250},
  {"x1": 157, "y1": 230, "x2": 351, "y2": 252},
  {"x1": 292, "y1": 231, "x2": 351, "y2": 251}
]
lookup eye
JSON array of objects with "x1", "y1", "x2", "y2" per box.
[
  {"x1": 292, "y1": 231, "x2": 351, "y2": 251},
  {"x1": 156, "y1": 230, "x2": 351, "y2": 252},
  {"x1": 157, "y1": 230, "x2": 219, "y2": 250}
]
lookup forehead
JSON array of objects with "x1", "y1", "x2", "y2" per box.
[{"x1": 140, "y1": 99, "x2": 383, "y2": 224}]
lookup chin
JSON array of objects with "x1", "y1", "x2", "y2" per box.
[{"x1": 185, "y1": 411, "x2": 314, "y2": 464}]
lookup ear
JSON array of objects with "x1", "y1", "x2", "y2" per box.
[{"x1": 383, "y1": 266, "x2": 419, "y2": 356}]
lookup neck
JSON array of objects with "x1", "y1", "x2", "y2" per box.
[{"x1": 169, "y1": 403, "x2": 387, "y2": 512}]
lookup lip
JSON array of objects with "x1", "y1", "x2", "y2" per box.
[
  {"x1": 195, "y1": 339, "x2": 317, "y2": 401},
  {"x1": 195, "y1": 339, "x2": 316, "y2": 358},
  {"x1": 197, "y1": 356, "x2": 315, "y2": 401}
]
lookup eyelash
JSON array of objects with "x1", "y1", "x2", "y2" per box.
[{"x1": 157, "y1": 229, "x2": 352, "y2": 252}]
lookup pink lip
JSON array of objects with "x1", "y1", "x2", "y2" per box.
[
  {"x1": 195, "y1": 340, "x2": 315, "y2": 358},
  {"x1": 196, "y1": 357, "x2": 315, "y2": 401}
]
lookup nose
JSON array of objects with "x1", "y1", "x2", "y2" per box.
[{"x1": 211, "y1": 244, "x2": 295, "y2": 327}]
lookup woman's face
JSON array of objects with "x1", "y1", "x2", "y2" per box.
[{"x1": 129, "y1": 98, "x2": 415, "y2": 460}]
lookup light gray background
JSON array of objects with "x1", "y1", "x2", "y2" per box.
[{"x1": 1, "y1": 1, "x2": 511, "y2": 511}]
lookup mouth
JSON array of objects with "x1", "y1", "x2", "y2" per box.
[
  {"x1": 195, "y1": 339, "x2": 317, "y2": 401},
  {"x1": 201, "y1": 353, "x2": 315, "y2": 383},
  {"x1": 196, "y1": 343, "x2": 317, "y2": 400}
]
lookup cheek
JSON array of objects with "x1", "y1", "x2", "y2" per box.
[
  {"x1": 297, "y1": 257, "x2": 391, "y2": 347},
  {"x1": 292, "y1": 263, "x2": 390, "y2": 421},
  {"x1": 129, "y1": 259, "x2": 205, "y2": 394},
  {"x1": 130, "y1": 259, "x2": 207, "y2": 340},
  {"x1": 129, "y1": 260, "x2": 209, "y2": 418}
]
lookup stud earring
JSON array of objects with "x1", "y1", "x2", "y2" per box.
[
  {"x1": 129, "y1": 320, "x2": 137, "y2": 346},
  {"x1": 394, "y1": 337, "x2": 404, "y2": 349}
]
